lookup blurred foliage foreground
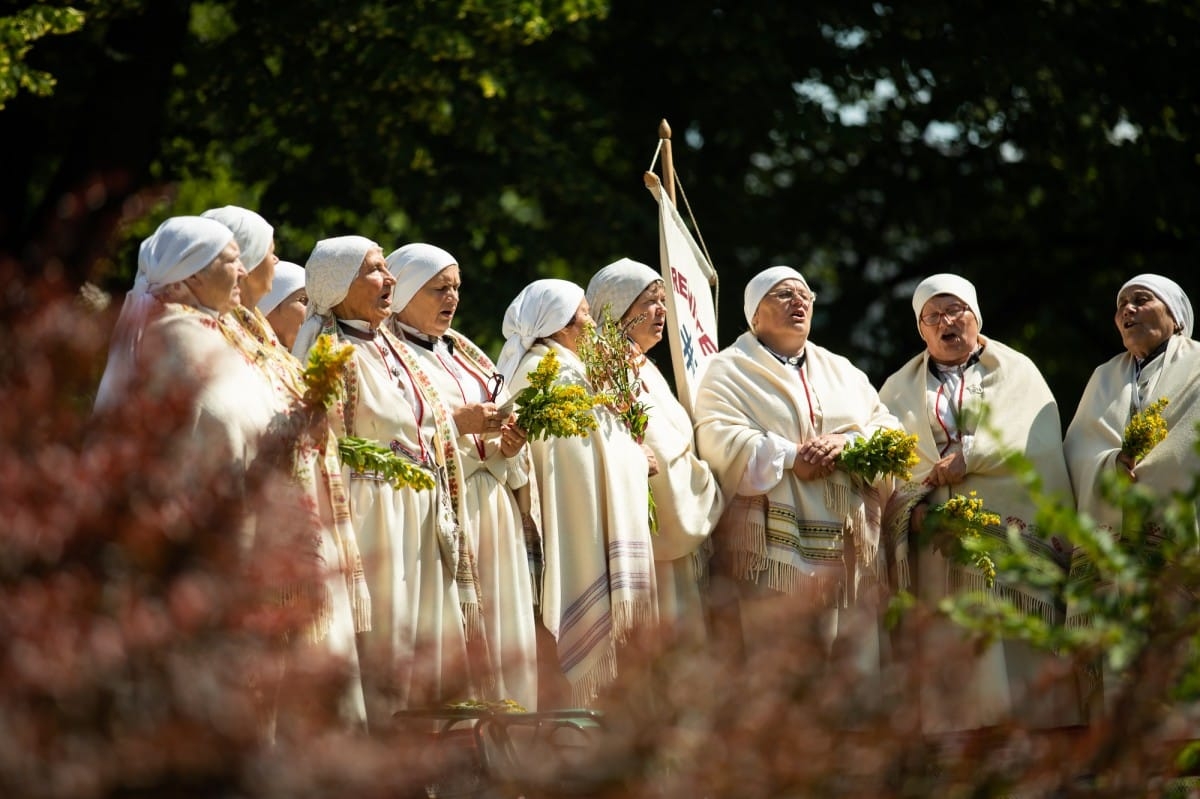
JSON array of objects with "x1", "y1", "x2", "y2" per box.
[{"x1": 5, "y1": 278, "x2": 1200, "y2": 799}]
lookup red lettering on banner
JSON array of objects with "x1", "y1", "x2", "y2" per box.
[
  {"x1": 670, "y1": 266, "x2": 699, "y2": 317},
  {"x1": 698, "y1": 334, "x2": 718, "y2": 355}
]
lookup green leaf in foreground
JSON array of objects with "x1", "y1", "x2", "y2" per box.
[{"x1": 338, "y1": 436, "x2": 436, "y2": 491}]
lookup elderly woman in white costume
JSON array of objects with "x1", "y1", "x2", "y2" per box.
[
  {"x1": 385, "y1": 242, "x2": 538, "y2": 711},
  {"x1": 94, "y1": 217, "x2": 368, "y2": 735},
  {"x1": 95, "y1": 215, "x2": 271, "y2": 462},
  {"x1": 293, "y1": 236, "x2": 473, "y2": 728},
  {"x1": 258, "y1": 260, "x2": 308, "y2": 352},
  {"x1": 693, "y1": 266, "x2": 896, "y2": 682},
  {"x1": 497, "y1": 279, "x2": 658, "y2": 708},
  {"x1": 1066, "y1": 274, "x2": 1199, "y2": 532},
  {"x1": 199, "y1": 205, "x2": 371, "y2": 732},
  {"x1": 585, "y1": 258, "x2": 724, "y2": 646},
  {"x1": 1064, "y1": 274, "x2": 1199, "y2": 713},
  {"x1": 879, "y1": 273, "x2": 1078, "y2": 733}
]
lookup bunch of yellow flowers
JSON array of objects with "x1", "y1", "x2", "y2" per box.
[
  {"x1": 931, "y1": 490, "x2": 1000, "y2": 587},
  {"x1": 514, "y1": 349, "x2": 602, "y2": 441},
  {"x1": 300, "y1": 333, "x2": 354, "y2": 409},
  {"x1": 838, "y1": 428, "x2": 921, "y2": 482},
  {"x1": 1122, "y1": 397, "x2": 1169, "y2": 464}
]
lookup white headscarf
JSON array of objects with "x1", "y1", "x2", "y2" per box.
[
  {"x1": 744, "y1": 265, "x2": 810, "y2": 330},
  {"x1": 496, "y1": 279, "x2": 585, "y2": 382},
  {"x1": 96, "y1": 216, "x2": 236, "y2": 410},
  {"x1": 292, "y1": 235, "x2": 379, "y2": 359},
  {"x1": 137, "y1": 216, "x2": 236, "y2": 295},
  {"x1": 911, "y1": 273, "x2": 983, "y2": 334},
  {"x1": 257, "y1": 260, "x2": 305, "y2": 315},
  {"x1": 1120, "y1": 273, "x2": 1194, "y2": 339},
  {"x1": 386, "y1": 243, "x2": 457, "y2": 314},
  {"x1": 201, "y1": 205, "x2": 274, "y2": 272},
  {"x1": 585, "y1": 257, "x2": 662, "y2": 323}
]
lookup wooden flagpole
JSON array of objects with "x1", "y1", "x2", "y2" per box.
[{"x1": 658, "y1": 119, "x2": 676, "y2": 205}]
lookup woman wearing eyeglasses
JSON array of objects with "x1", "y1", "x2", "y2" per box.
[
  {"x1": 693, "y1": 266, "x2": 898, "y2": 698},
  {"x1": 878, "y1": 273, "x2": 1079, "y2": 733},
  {"x1": 386, "y1": 243, "x2": 538, "y2": 712}
]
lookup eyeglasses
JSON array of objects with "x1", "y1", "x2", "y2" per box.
[
  {"x1": 920, "y1": 305, "x2": 973, "y2": 326},
  {"x1": 486, "y1": 373, "x2": 504, "y2": 402},
  {"x1": 766, "y1": 289, "x2": 816, "y2": 305}
]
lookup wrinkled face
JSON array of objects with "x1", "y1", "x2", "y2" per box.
[
  {"x1": 752, "y1": 279, "x2": 814, "y2": 354},
  {"x1": 621, "y1": 281, "x2": 668, "y2": 354},
  {"x1": 397, "y1": 264, "x2": 460, "y2": 337},
  {"x1": 1115, "y1": 285, "x2": 1178, "y2": 359},
  {"x1": 239, "y1": 240, "x2": 279, "y2": 304},
  {"x1": 918, "y1": 293, "x2": 980, "y2": 366},
  {"x1": 185, "y1": 240, "x2": 246, "y2": 314},
  {"x1": 553, "y1": 299, "x2": 594, "y2": 354},
  {"x1": 265, "y1": 287, "x2": 307, "y2": 351},
  {"x1": 333, "y1": 248, "x2": 394, "y2": 328}
]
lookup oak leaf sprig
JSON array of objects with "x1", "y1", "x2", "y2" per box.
[{"x1": 338, "y1": 436, "x2": 436, "y2": 491}]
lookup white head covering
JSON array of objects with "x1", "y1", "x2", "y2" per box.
[
  {"x1": 911, "y1": 273, "x2": 983, "y2": 334},
  {"x1": 96, "y1": 216, "x2": 236, "y2": 410},
  {"x1": 292, "y1": 235, "x2": 379, "y2": 359},
  {"x1": 386, "y1": 243, "x2": 457, "y2": 314},
  {"x1": 495, "y1": 279, "x2": 585, "y2": 382},
  {"x1": 137, "y1": 216, "x2": 236, "y2": 294},
  {"x1": 1120, "y1": 274, "x2": 1194, "y2": 338},
  {"x1": 585, "y1": 257, "x2": 662, "y2": 322},
  {"x1": 201, "y1": 206, "x2": 274, "y2": 272},
  {"x1": 744, "y1": 265, "x2": 810, "y2": 330},
  {"x1": 257, "y1": 260, "x2": 305, "y2": 315}
]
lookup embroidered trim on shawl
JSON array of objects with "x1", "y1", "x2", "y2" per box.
[
  {"x1": 381, "y1": 325, "x2": 488, "y2": 645},
  {"x1": 221, "y1": 306, "x2": 376, "y2": 641},
  {"x1": 716, "y1": 495, "x2": 849, "y2": 607}
]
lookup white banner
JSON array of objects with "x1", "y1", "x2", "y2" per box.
[{"x1": 646, "y1": 173, "x2": 719, "y2": 413}]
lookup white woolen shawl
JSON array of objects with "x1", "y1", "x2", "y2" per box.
[
  {"x1": 879, "y1": 338, "x2": 1073, "y2": 612},
  {"x1": 201, "y1": 205, "x2": 274, "y2": 272},
  {"x1": 96, "y1": 216, "x2": 235, "y2": 410},
  {"x1": 387, "y1": 243, "x2": 456, "y2": 313},
  {"x1": 496, "y1": 279, "x2": 585, "y2": 383},
  {"x1": 694, "y1": 332, "x2": 897, "y2": 602},
  {"x1": 640, "y1": 359, "x2": 724, "y2": 561},
  {"x1": 1120, "y1": 274, "x2": 1193, "y2": 337},
  {"x1": 508, "y1": 340, "x2": 656, "y2": 706},
  {"x1": 584, "y1": 258, "x2": 661, "y2": 322},
  {"x1": 292, "y1": 235, "x2": 378, "y2": 360},
  {"x1": 640, "y1": 359, "x2": 723, "y2": 641},
  {"x1": 257, "y1": 261, "x2": 306, "y2": 315},
  {"x1": 1065, "y1": 335, "x2": 1200, "y2": 532}
]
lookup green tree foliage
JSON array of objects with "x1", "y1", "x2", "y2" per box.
[
  {"x1": 6, "y1": 0, "x2": 1199, "y2": 402},
  {"x1": 0, "y1": 4, "x2": 85, "y2": 110}
]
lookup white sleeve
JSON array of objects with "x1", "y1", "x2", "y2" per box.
[{"x1": 737, "y1": 430, "x2": 798, "y2": 495}]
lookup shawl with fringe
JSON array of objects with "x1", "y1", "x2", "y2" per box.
[
  {"x1": 227, "y1": 305, "x2": 372, "y2": 639},
  {"x1": 879, "y1": 337, "x2": 1073, "y2": 623},
  {"x1": 509, "y1": 341, "x2": 657, "y2": 707},
  {"x1": 1063, "y1": 335, "x2": 1200, "y2": 624},
  {"x1": 694, "y1": 332, "x2": 896, "y2": 606},
  {"x1": 639, "y1": 358, "x2": 722, "y2": 638}
]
